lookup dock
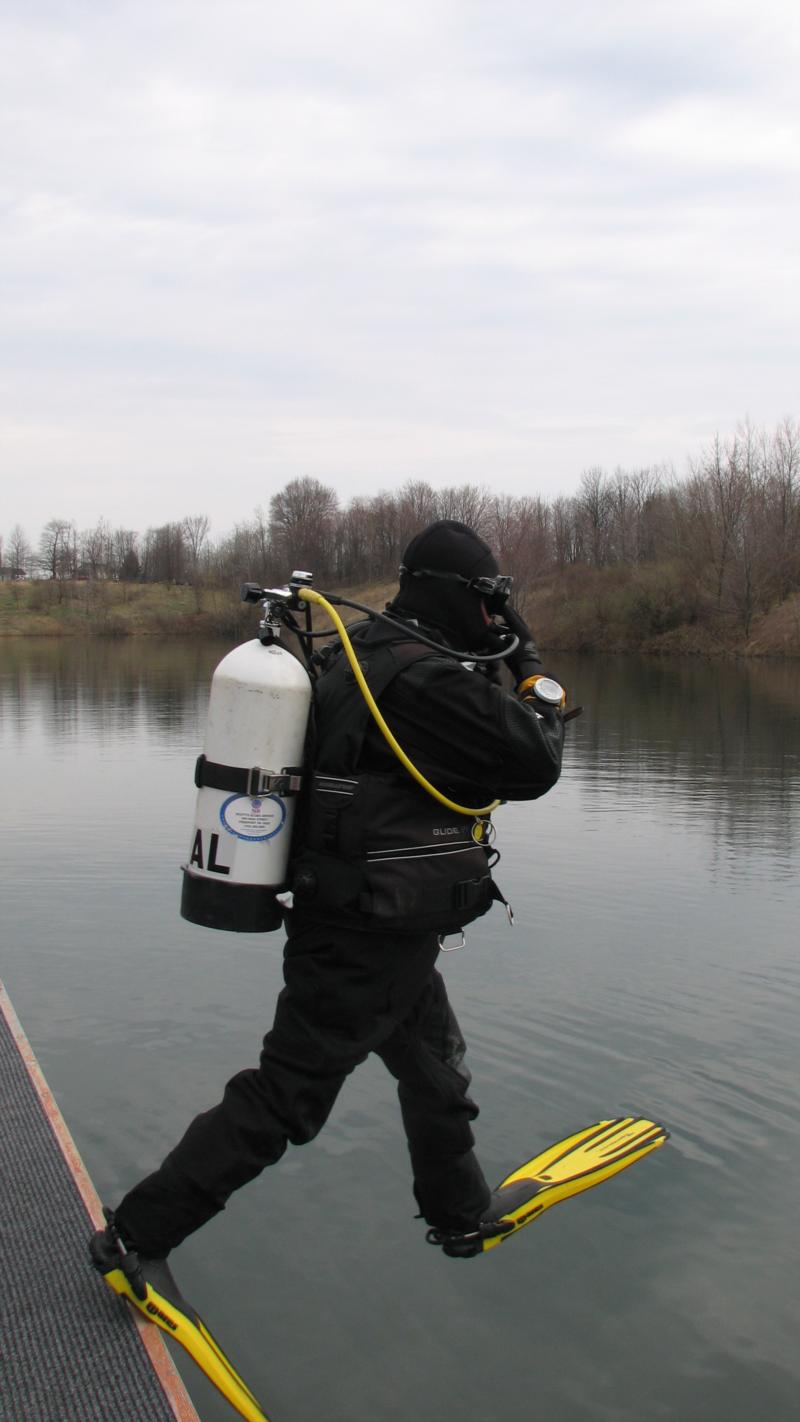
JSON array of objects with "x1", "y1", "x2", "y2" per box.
[{"x1": 0, "y1": 981, "x2": 200, "y2": 1422}]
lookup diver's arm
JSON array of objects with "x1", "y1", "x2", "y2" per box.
[{"x1": 376, "y1": 654, "x2": 565, "y2": 801}]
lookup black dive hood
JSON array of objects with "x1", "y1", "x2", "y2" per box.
[{"x1": 390, "y1": 520, "x2": 502, "y2": 655}]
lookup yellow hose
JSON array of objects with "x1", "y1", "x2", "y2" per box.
[{"x1": 299, "y1": 587, "x2": 500, "y2": 819}]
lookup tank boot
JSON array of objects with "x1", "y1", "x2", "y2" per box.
[
  {"x1": 89, "y1": 1208, "x2": 270, "y2": 1422},
  {"x1": 425, "y1": 1178, "x2": 534, "y2": 1258}
]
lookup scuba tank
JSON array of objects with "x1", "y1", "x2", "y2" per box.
[{"x1": 180, "y1": 584, "x2": 312, "y2": 933}]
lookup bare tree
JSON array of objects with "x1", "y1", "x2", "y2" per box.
[
  {"x1": 551, "y1": 495, "x2": 579, "y2": 570},
  {"x1": 627, "y1": 467, "x2": 665, "y2": 562},
  {"x1": 689, "y1": 434, "x2": 751, "y2": 608},
  {"x1": 140, "y1": 523, "x2": 187, "y2": 583},
  {"x1": 766, "y1": 417, "x2": 800, "y2": 600},
  {"x1": 38, "y1": 519, "x2": 76, "y2": 579},
  {"x1": 436, "y1": 484, "x2": 493, "y2": 536},
  {"x1": 367, "y1": 493, "x2": 402, "y2": 579},
  {"x1": 7, "y1": 524, "x2": 31, "y2": 577},
  {"x1": 609, "y1": 470, "x2": 634, "y2": 563},
  {"x1": 335, "y1": 498, "x2": 372, "y2": 583},
  {"x1": 251, "y1": 507, "x2": 271, "y2": 580},
  {"x1": 182, "y1": 514, "x2": 211, "y2": 579},
  {"x1": 395, "y1": 481, "x2": 439, "y2": 553},
  {"x1": 487, "y1": 494, "x2": 552, "y2": 612},
  {"x1": 80, "y1": 518, "x2": 113, "y2": 578},
  {"x1": 111, "y1": 528, "x2": 139, "y2": 581},
  {"x1": 269, "y1": 478, "x2": 339, "y2": 581},
  {"x1": 119, "y1": 546, "x2": 141, "y2": 581},
  {"x1": 575, "y1": 468, "x2": 613, "y2": 567},
  {"x1": 213, "y1": 521, "x2": 262, "y2": 584}
]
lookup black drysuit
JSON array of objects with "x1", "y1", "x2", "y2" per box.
[{"x1": 116, "y1": 618, "x2": 564, "y2": 1257}]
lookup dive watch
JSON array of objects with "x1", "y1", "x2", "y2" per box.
[{"x1": 519, "y1": 674, "x2": 565, "y2": 706}]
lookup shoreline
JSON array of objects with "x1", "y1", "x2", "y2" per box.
[
  {"x1": 1, "y1": 626, "x2": 798, "y2": 660},
  {"x1": 1, "y1": 579, "x2": 798, "y2": 658}
]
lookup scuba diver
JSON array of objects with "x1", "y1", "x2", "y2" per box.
[
  {"x1": 89, "y1": 519, "x2": 575, "y2": 1418},
  {"x1": 91, "y1": 518, "x2": 564, "y2": 1256}
]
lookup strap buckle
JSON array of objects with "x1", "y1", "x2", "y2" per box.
[
  {"x1": 246, "y1": 767, "x2": 303, "y2": 797},
  {"x1": 194, "y1": 754, "x2": 303, "y2": 797}
]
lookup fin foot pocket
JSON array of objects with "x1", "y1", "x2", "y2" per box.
[{"x1": 90, "y1": 1217, "x2": 270, "y2": 1422}]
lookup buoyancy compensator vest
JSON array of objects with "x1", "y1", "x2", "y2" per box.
[{"x1": 290, "y1": 619, "x2": 498, "y2": 933}]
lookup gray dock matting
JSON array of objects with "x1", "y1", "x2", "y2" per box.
[{"x1": 0, "y1": 983, "x2": 198, "y2": 1422}]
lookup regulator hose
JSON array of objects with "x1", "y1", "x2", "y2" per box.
[{"x1": 298, "y1": 587, "x2": 501, "y2": 820}]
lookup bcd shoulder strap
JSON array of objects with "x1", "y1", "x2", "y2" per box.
[{"x1": 313, "y1": 623, "x2": 442, "y2": 773}]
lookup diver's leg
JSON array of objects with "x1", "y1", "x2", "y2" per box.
[
  {"x1": 113, "y1": 918, "x2": 444, "y2": 1256},
  {"x1": 377, "y1": 966, "x2": 492, "y2": 1232},
  {"x1": 114, "y1": 922, "x2": 362, "y2": 1254}
]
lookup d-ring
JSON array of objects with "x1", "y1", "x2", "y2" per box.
[{"x1": 437, "y1": 931, "x2": 466, "y2": 952}]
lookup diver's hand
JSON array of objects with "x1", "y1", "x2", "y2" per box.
[{"x1": 499, "y1": 605, "x2": 543, "y2": 685}]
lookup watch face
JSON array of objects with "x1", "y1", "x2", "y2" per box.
[{"x1": 534, "y1": 677, "x2": 564, "y2": 705}]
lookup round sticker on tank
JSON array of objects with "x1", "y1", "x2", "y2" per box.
[{"x1": 219, "y1": 794, "x2": 287, "y2": 841}]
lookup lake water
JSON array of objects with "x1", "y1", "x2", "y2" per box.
[{"x1": 2, "y1": 637, "x2": 799, "y2": 1422}]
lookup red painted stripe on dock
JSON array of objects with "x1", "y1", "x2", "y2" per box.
[{"x1": 0, "y1": 982, "x2": 201, "y2": 1422}]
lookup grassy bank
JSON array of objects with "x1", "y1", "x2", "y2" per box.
[
  {"x1": 527, "y1": 562, "x2": 800, "y2": 658},
  {"x1": 1, "y1": 571, "x2": 799, "y2": 656},
  {"x1": 0, "y1": 579, "x2": 250, "y2": 639}
]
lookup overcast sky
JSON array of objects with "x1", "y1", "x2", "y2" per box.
[{"x1": 3, "y1": 0, "x2": 799, "y2": 545}]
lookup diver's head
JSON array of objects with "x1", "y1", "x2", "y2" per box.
[{"x1": 392, "y1": 520, "x2": 512, "y2": 651}]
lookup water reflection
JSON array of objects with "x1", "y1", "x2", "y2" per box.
[
  {"x1": 0, "y1": 637, "x2": 229, "y2": 744},
  {"x1": 559, "y1": 652, "x2": 800, "y2": 880}
]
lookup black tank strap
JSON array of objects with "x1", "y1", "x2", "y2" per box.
[{"x1": 195, "y1": 754, "x2": 303, "y2": 797}]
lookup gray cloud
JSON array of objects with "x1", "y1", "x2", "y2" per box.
[{"x1": 2, "y1": 1, "x2": 799, "y2": 540}]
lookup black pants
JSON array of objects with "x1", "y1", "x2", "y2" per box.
[{"x1": 116, "y1": 914, "x2": 491, "y2": 1257}]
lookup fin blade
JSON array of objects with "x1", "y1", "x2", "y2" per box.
[
  {"x1": 102, "y1": 1267, "x2": 270, "y2": 1422},
  {"x1": 481, "y1": 1116, "x2": 668, "y2": 1252},
  {"x1": 500, "y1": 1117, "x2": 667, "y2": 1188},
  {"x1": 195, "y1": 1317, "x2": 264, "y2": 1410}
]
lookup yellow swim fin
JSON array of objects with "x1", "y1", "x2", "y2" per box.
[
  {"x1": 90, "y1": 1220, "x2": 269, "y2": 1422},
  {"x1": 429, "y1": 1116, "x2": 669, "y2": 1257}
]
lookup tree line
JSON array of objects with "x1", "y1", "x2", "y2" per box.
[{"x1": 3, "y1": 419, "x2": 799, "y2": 638}]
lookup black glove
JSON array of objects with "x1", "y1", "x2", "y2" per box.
[{"x1": 499, "y1": 605, "x2": 543, "y2": 685}]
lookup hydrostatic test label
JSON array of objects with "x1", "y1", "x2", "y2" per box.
[{"x1": 219, "y1": 794, "x2": 286, "y2": 842}]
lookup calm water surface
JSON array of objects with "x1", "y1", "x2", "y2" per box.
[{"x1": 2, "y1": 638, "x2": 799, "y2": 1422}]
